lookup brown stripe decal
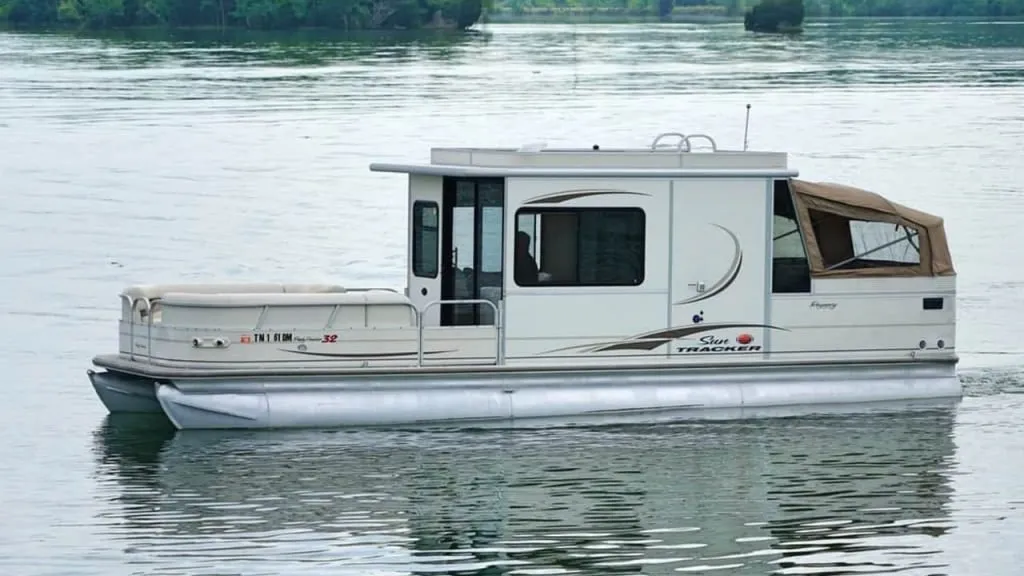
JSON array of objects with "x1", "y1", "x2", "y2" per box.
[
  {"x1": 523, "y1": 189, "x2": 651, "y2": 205},
  {"x1": 281, "y1": 349, "x2": 456, "y2": 359},
  {"x1": 540, "y1": 322, "x2": 789, "y2": 355},
  {"x1": 593, "y1": 323, "x2": 787, "y2": 353}
]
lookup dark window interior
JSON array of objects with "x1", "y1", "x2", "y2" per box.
[
  {"x1": 412, "y1": 200, "x2": 439, "y2": 278},
  {"x1": 514, "y1": 208, "x2": 645, "y2": 287},
  {"x1": 772, "y1": 180, "x2": 812, "y2": 293},
  {"x1": 809, "y1": 210, "x2": 921, "y2": 271},
  {"x1": 440, "y1": 178, "x2": 505, "y2": 326}
]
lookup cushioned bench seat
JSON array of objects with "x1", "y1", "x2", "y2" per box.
[{"x1": 122, "y1": 283, "x2": 347, "y2": 300}]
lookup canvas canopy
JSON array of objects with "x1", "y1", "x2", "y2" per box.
[{"x1": 789, "y1": 179, "x2": 954, "y2": 278}]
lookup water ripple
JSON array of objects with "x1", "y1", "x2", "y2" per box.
[{"x1": 77, "y1": 409, "x2": 973, "y2": 575}]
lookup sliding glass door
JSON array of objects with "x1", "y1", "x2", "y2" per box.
[{"x1": 440, "y1": 178, "x2": 505, "y2": 326}]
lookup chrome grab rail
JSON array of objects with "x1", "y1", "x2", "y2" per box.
[
  {"x1": 684, "y1": 134, "x2": 718, "y2": 152},
  {"x1": 119, "y1": 294, "x2": 134, "y2": 361},
  {"x1": 120, "y1": 294, "x2": 154, "y2": 363},
  {"x1": 651, "y1": 132, "x2": 687, "y2": 151},
  {"x1": 419, "y1": 299, "x2": 503, "y2": 366},
  {"x1": 650, "y1": 132, "x2": 718, "y2": 153}
]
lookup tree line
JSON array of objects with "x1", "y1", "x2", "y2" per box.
[
  {"x1": 0, "y1": 0, "x2": 483, "y2": 29},
  {"x1": 491, "y1": 0, "x2": 1024, "y2": 18},
  {"x1": 1, "y1": 0, "x2": 1021, "y2": 30}
]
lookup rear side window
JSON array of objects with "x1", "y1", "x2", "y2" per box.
[{"x1": 412, "y1": 201, "x2": 439, "y2": 278}]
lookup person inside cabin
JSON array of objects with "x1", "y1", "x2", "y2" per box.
[{"x1": 515, "y1": 230, "x2": 540, "y2": 285}]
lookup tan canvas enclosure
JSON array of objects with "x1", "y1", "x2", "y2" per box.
[{"x1": 789, "y1": 179, "x2": 954, "y2": 278}]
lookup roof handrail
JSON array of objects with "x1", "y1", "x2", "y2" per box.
[
  {"x1": 650, "y1": 132, "x2": 718, "y2": 153},
  {"x1": 650, "y1": 132, "x2": 687, "y2": 151},
  {"x1": 684, "y1": 134, "x2": 718, "y2": 152}
]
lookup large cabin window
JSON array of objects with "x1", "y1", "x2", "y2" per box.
[
  {"x1": 772, "y1": 180, "x2": 811, "y2": 293},
  {"x1": 412, "y1": 200, "x2": 439, "y2": 278},
  {"x1": 514, "y1": 208, "x2": 645, "y2": 287},
  {"x1": 809, "y1": 210, "x2": 921, "y2": 271}
]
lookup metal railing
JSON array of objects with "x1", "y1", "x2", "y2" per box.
[
  {"x1": 419, "y1": 299, "x2": 503, "y2": 366},
  {"x1": 118, "y1": 293, "x2": 506, "y2": 368},
  {"x1": 120, "y1": 294, "x2": 155, "y2": 363},
  {"x1": 650, "y1": 132, "x2": 719, "y2": 153}
]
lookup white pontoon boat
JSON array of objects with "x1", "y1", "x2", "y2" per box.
[{"x1": 87, "y1": 132, "x2": 960, "y2": 430}]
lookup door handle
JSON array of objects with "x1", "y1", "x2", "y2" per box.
[{"x1": 687, "y1": 281, "x2": 706, "y2": 293}]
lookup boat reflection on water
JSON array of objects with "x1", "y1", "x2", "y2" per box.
[{"x1": 92, "y1": 399, "x2": 961, "y2": 575}]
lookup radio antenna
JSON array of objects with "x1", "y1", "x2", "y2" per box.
[{"x1": 742, "y1": 104, "x2": 751, "y2": 151}]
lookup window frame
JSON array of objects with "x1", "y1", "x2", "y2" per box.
[
  {"x1": 843, "y1": 219, "x2": 922, "y2": 267},
  {"x1": 771, "y1": 180, "x2": 812, "y2": 294},
  {"x1": 411, "y1": 200, "x2": 439, "y2": 279},
  {"x1": 808, "y1": 209, "x2": 924, "y2": 273},
  {"x1": 513, "y1": 206, "x2": 646, "y2": 288}
]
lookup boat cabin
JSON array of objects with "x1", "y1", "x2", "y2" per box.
[{"x1": 370, "y1": 132, "x2": 956, "y2": 364}]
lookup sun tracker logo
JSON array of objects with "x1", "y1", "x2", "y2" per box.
[{"x1": 676, "y1": 333, "x2": 762, "y2": 354}]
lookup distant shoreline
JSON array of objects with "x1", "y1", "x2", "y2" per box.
[
  {"x1": 481, "y1": 11, "x2": 738, "y2": 25},
  {"x1": 2, "y1": 14, "x2": 1021, "y2": 35},
  {"x1": 480, "y1": 12, "x2": 1024, "y2": 25}
]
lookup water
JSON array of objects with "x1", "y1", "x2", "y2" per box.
[{"x1": 2, "y1": 18, "x2": 1024, "y2": 575}]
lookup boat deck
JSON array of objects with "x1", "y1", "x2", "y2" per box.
[{"x1": 92, "y1": 352, "x2": 957, "y2": 381}]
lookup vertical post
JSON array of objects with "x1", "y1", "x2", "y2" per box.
[
  {"x1": 417, "y1": 308, "x2": 424, "y2": 367},
  {"x1": 743, "y1": 104, "x2": 752, "y2": 151},
  {"x1": 145, "y1": 298, "x2": 153, "y2": 365},
  {"x1": 497, "y1": 299, "x2": 506, "y2": 365},
  {"x1": 127, "y1": 296, "x2": 136, "y2": 361}
]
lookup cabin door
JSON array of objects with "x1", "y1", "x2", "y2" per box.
[
  {"x1": 440, "y1": 177, "x2": 505, "y2": 327},
  {"x1": 408, "y1": 175, "x2": 444, "y2": 327},
  {"x1": 670, "y1": 178, "x2": 770, "y2": 356}
]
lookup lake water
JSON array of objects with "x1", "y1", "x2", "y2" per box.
[{"x1": 2, "y1": 19, "x2": 1024, "y2": 576}]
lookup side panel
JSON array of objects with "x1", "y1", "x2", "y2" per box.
[
  {"x1": 502, "y1": 177, "x2": 671, "y2": 361},
  {"x1": 769, "y1": 276, "x2": 957, "y2": 359},
  {"x1": 407, "y1": 175, "x2": 443, "y2": 327},
  {"x1": 670, "y1": 178, "x2": 770, "y2": 359}
]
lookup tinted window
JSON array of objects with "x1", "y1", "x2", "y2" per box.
[
  {"x1": 514, "y1": 208, "x2": 645, "y2": 287},
  {"x1": 412, "y1": 201, "x2": 439, "y2": 278},
  {"x1": 772, "y1": 180, "x2": 811, "y2": 293}
]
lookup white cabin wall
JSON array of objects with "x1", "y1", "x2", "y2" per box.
[
  {"x1": 770, "y1": 276, "x2": 957, "y2": 357},
  {"x1": 670, "y1": 178, "x2": 770, "y2": 359},
  {"x1": 502, "y1": 177, "x2": 671, "y2": 361},
  {"x1": 406, "y1": 174, "x2": 444, "y2": 326}
]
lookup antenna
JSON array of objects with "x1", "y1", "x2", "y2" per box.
[{"x1": 742, "y1": 104, "x2": 751, "y2": 151}]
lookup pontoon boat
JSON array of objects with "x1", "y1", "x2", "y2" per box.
[{"x1": 87, "y1": 132, "x2": 959, "y2": 430}]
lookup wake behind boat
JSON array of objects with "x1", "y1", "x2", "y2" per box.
[{"x1": 87, "y1": 131, "x2": 960, "y2": 430}]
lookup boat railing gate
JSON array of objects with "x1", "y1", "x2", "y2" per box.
[
  {"x1": 418, "y1": 299, "x2": 504, "y2": 366},
  {"x1": 120, "y1": 294, "x2": 505, "y2": 367}
]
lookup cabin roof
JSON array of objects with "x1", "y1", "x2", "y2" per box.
[
  {"x1": 369, "y1": 164, "x2": 799, "y2": 179},
  {"x1": 370, "y1": 133, "x2": 798, "y2": 179}
]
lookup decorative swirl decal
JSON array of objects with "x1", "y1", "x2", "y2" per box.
[{"x1": 674, "y1": 223, "x2": 744, "y2": 305}]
